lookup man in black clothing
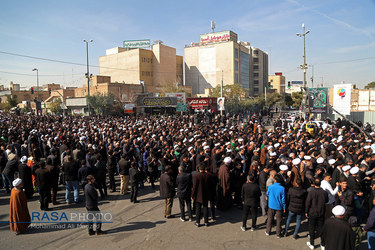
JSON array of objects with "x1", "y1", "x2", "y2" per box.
[
  {"x1": 107, "y1": 150, "x2": 117, "y2": 192},
  {"x1": 18, "y1": 156, "x2": 33, "y2": 199},
  {"x1": 35, "y1": 161, "x2": 52, "y2": 210},
  {"x1": 305, "y1": 178, "x2": 328, "y2": 249},
  {"x1": 129, "y1": 162, "x2": 142, "y2": 203},
  {"x1": 84, "y1": 175, "x2": 106, "y2": 235},
  {"x1": 241, "y1": 175, "x2": 261, "y2": 231},
  {"x1": 335, "y1": 177, "x2": 354, "y2": 219},
  {"x1": 321, "y1": 205, "x2": 355, "y2": 250},
  {"x1": 176, "y1": 166, "x2": 192, "y2": 221},
  {"x1": 78, "y1": 160, "x2": 94, "y2": 192},
  {"x1": 160, "y1": 166, "x2": 175, "y2": 218},
  {"x1": 47, "y1": 149, "x2": 59, "y2": 204},
  {"x1": 259, "y1": 167, "x2": 271, "y2": 216}
]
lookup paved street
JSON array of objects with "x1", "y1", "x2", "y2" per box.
[{"x1": 0, "y1": 178, "x2": 367, "y2": 250}]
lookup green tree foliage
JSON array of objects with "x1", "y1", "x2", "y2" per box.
[
  {"x1": 49, "y1": 98, "x2": 62, "y2": 114},
  {"x1": 210, "y1": 84, "x2": 247, "y2": 100},
  {"x1": 365, "y1": 81, "x2": 375, "y2": 89},
  {"x1": 265, "y1": 92, "x2": 282, "y2": 107},
  {"x1": 4, "y1": 95, "x2": 18, "y2": 111},
  {"x1": 291, "y1": 92, "x2": 303, "y2": 108},
  {"x1": 284, "y1": 94, "x2": 293, "y2": 107},
  {"x1": 87, "y1": 93, "x2": 114, "y2": 116}
]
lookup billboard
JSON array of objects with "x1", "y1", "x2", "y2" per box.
[
  {"x1": 333, "y1": 84, "x2": 352, "y2": 115},
  {"x1": 217, "y1": 97, "x2": 225, "y2": 111},
  {"x1": 123, "y1": 39, "x2": 150, "y2": 49},
  {"x1": 166, "y1": 92, "x2": 186, "y2": 104},
  {"x1": 308, "y1": 88, "x2": 328, "y2": 113},
  {"x1": 138, "y1": 97, "x2": 177, "y2": 107},
  {"x1": 187, "y1": 97, "x2": 217, "y2": 109},
  {"x1": 200, "y1": 31, "x2": 237, "y2": 43}
]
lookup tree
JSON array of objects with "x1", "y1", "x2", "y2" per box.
[
  {"x1": 4, "y1": 95, "x2": 18, "y2": 111},
  {"x1": 160, "y1": 80, "x2": 185, "y2": 95},
  {"x1": 265, "y1": 92, "x2": 282, "y2": 107},
  {"x1": 211, "y1": 84, "x2": 247, "y2": 100},
  {"x1": 49, "y1": 98, "x2": 62, "y2": 114},
  {"x1": 284, "y1": 94, "x2": 293, "y2": 107},
  {"x1": 87, "y1": 93, "x2": 114, "y2": 116},
  {"x1": 365, "y1": 81, "x2": 375, "y2": 89},
  {"x1": 291, "y1": 92, "x2": 303, "y2": 108}
]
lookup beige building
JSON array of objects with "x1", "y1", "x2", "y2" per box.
[
  {"x1": 74, "y1": 75, "x2": 143, "y2": 103},
  {"x1": 268, "y1": 73, "x2": 285, "y2": 95},
  {"x1": 99, "y1": 43, "x2": 183, "y2": 95},
  {"x1": 184, "y1": 30, "x2": 268, "y2": 97}
]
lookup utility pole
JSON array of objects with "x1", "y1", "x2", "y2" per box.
[
  {"x1": 220, "y1": 70, "x2": 223, "y2": 116},
  {"x1": 83, "y1": 39, "x2": 93, "y2": 116},
  {"x1": 297, "y1": 24, "x2": 310, "y2": 118}
]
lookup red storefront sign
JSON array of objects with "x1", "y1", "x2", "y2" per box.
[{"x1": 187, "y1": 98, "x2": 217, "y2": 109}]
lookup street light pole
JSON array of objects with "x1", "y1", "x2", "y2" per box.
[
  {"x1": 220, "y1": 70, "x2": 223, "y2": 116},
  {"x1": 83, "y1": 39, "x2": 93, "y2": 115},
  {"x1": 32, "y1": 68, "x2": 39, "y2": 101},
  {"x1": 297, "y1": 24, "x2": 310, "y2": 118}
]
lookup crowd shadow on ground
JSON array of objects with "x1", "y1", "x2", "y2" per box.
[{"x1": 106, "y1": 220, "x2": 166, "y2": 234}]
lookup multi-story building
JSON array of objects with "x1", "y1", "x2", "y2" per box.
[
  {"x1": 98, "y1": 43, "x2": 183, "y2": 95},
  {"x1": 74, "y1": 75, "x2": 143, "y2": 103},
  {"x1": 251, "y1": 48, "x2": 268, "y2": 97},
  {"x1": 268, "y1": 73, "x2": 285, "y2": 95},
  {"x1": 184, "y1": 30, "x2": 268, "y2": 97}
]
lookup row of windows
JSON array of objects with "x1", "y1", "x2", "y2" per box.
[
  {"x1": 142, "y1": 71, "x2": 153, "y2": 77},
  {"x1": 142, "y1": 57, "x2": 153, "y2": 63}
]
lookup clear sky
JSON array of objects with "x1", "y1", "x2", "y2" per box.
[{"x1": 0, "y1": 0, "x2": 374, "y2": 89}]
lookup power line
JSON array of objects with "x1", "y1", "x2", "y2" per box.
[
  {"x1": 314, "y1": 56, "x2": 375, "y2": 65},
  {"x1": 0, "y1": 50, "x2": 181, "y2": 74},
  {"x1": 0, "y1": 70, "x2": 85, "y2": 77}
]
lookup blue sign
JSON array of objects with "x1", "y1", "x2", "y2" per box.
[{"x1": 291, "y1": 81, "x2": 303, "y2": 85}]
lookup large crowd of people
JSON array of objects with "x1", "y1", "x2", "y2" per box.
[{"x1": 2, "y1": 111, "x2": 375, "y2": 249}]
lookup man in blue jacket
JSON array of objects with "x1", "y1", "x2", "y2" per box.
[{"x1": 266, "y1": 175, "x2": 286, "y2": 238}]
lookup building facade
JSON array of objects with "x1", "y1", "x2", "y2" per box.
[
  {"x1": 268, "y1": 73, "x2": 285, "y2": 95},
  {"x1": 184, "y1": 30, "x2": 268, "y2": 97},
  {"x1": 74, "y1": 75, "x2": 143, "y2": 103},
  {"x1": 99, "y1": 43, "x2": 183, "y2": 95}
]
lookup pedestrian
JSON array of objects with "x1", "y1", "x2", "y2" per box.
[
  {"x1": 129, "y1": 162, "x2": 142, "y2": 203},
  {"x1": 192, "y1": 164, "x2": 211, "y2": 227},
  {"x1": 321, "y1": 205, "x2": 355, "y2": 250},
  {"x1": 266, "y1": 175, "x2": 286, "y2": 238},
  {"x1": 259, "y1": 166, "x2": 271, "y2": 217},
  {"x1": 284, "y1": 178, "x2": 307, "y2": 239},
  {"x1": 305, "y1": 178, "x2": 328, "y2": 249},
  {"x1": 17, "y1": 156, "x2": 33, "y2": 199},
  {"x1": 62, "y1": 155, "x2": 80, "y2": 204},
  {"x1": 118, "y1": 154, "x2": 130, "y2": 195},
  {"x1": 364, "y1": 197, "x2": 375, "y2": 250},
  {"x1": 160, "y1": 165, "x2": 175, "y2": 218},
  {"x1": 84, "y1": 175, "x2": 106, "y2": 235},
  {"x1": 241, "y1": 175, "x2": 261, "y2": 232},
  {"x1": 176, "y1": 166, "x2": 192, "y2": 222},
  {"x1": 78, "y1": 159, "x2": 94, "y2": 192},
  {"x1": 107, "y1": 150, "x2": 117, "y2": 193},
  {"x1": 9, "y1": 178, "x2": 31, "y2": 235},
  {"x1": 35, "y1": 161, "x2": 52, "y2": 211},
  {"x1": 217, "y1": 157, "x2": 232, "y2": 210}
]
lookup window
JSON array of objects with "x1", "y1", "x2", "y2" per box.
[
  {"x1": 234, "y1": 61, "x2": 239, "y2": 71},
  {"x1": 254, "y1": 88, "x2": 259, "y2": 93},
  {"x1": 234, "y1": 48, "x2": 239, "y2": 59},
  {"x1": 253, "y1": 65, "x2": 259, "y2": 70},
  {"x1": 253, "y1": 58, "x2": 259, "y2": 63},
  {"x1": 254, "y1": 50, "x2": 259, "y2": 55},
  {"x1": 254, "y1": 80, "x2": 259, "y2": 85},
  {"x1": 254, "y1": 73, "x2": 259, "y2": 77},
  {"x1": 235, "y1": 73, "x2": 239, "y2": 83}
]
